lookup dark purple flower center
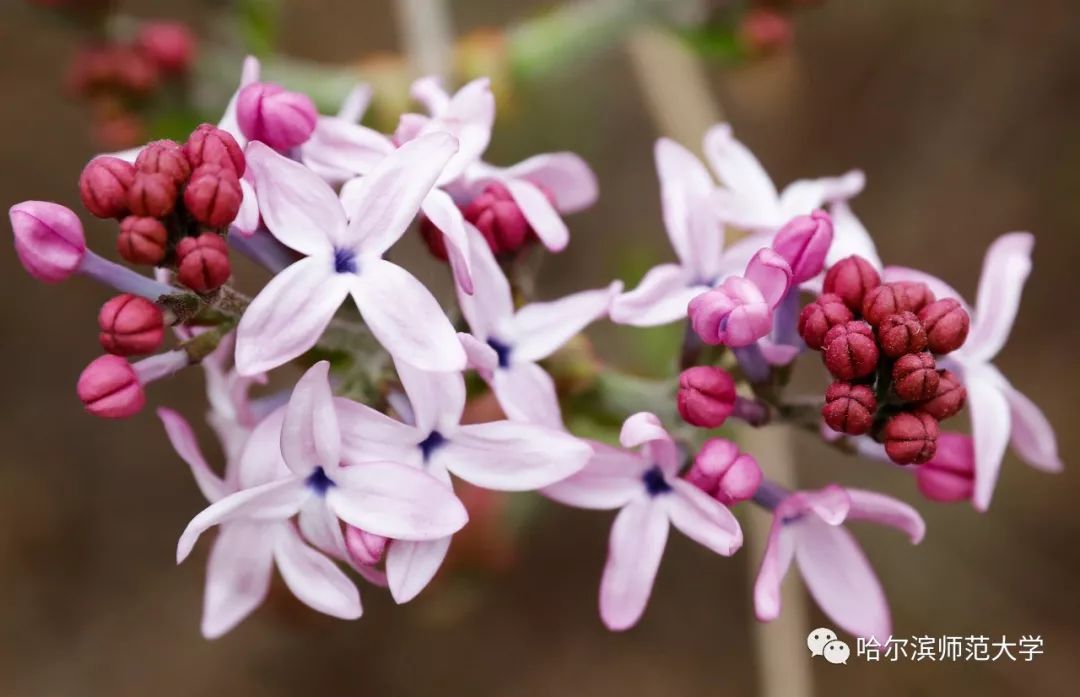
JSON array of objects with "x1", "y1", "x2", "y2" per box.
[
  {"x1": 419, "y1": 430, "x2": 448, "y2": 461},
  {"x1": 306, "y1": 466, "x2": 335, "y2": 496},
  {"x1": 487, "y1": 338, "x2": 512, "y2": 368},
  {"x1": 334, "y1": 248, "x2": 358, "y2": 274},
  {"x1": 642, "y1": 465, "x2": 671, "y2": 497}
]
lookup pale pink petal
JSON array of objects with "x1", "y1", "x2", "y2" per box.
[
  {"x1": 509, "y1": 282, "x2": 622, "y2": 363},
  {"x1": 410, "y1": 76, "x2": 450, "y2": 114},
  {"x1": 235, "y1": 257, "x2": 350, "y2": 376},
  {"x1": 703, "y1": 123, "x2": 778, "y2": 207},
  {"x1": 757, "y1": 338, "x2": 801, "y2": 366},
  {"x1": 778, "y1": 170, "x2": 865, "y2": 218},
  {"x1": 217, "y1": 55, "x2": 261, "y2": 140},
  {"x1": 826, "y1": 201, "x2": 882, "y2": 270},
  {"x1": 966, "y1": 364, "x2": 1013, "y2": 511},
  {"x1": 542, "y1": 442, "x2": 647, "y2": 510},
  {"x1": 394, "y1": 356, "x2": 466, "y2": 434},
  {"x1": 437, "y1": 421, "x2": 590, "y2": 491},
  {"x1": 245, "y1": 141, "x2": 344, "y2": 254},
  {"x1": 302, "y1": 119, "x2": 394, "y2": 182},
  {"x1": 779, "y1": 484, "x2": 851, "y2": 526},
  {"x1": 966, "y1": 232, "x2": 1034, "y2": 362},
  {"x1": 343, "y1": 132, "x2": 458, "y2": 255},
  {"x1": 201, "y1": 520, "x2": 274, "y2": 639},
  {"x1": 460, "y1": 332, "x2": 499, "y2": 381},
  {"x1": 795, "y1": 520, "x2": 891, "y2": 639},
  {"x1": 431, "y1": 78, "x2": 495, "y2": 181},
  {"x1": 235, "y1": 407, "x2": 291, "y2": 489},
  {"x1": 298, "y1": 498, "x2": 348, "y2": 559},
  {"x1": 280, "y1": 361, "x2": 340, "y2": 476},
  {"x1": 177, "y1": 477, "x2": 309, "y2": 563},
  {"x1": 619, "y1": 412, "x2": 678, "y2": 475},
  {"x1": 273, "y1": 523, "x2": 362, "y2": 619},
  {"x1": 654, "y1": 138, "x2": 716, "y2": 268},
  {"x1": 1002, "y1": 381, "x2": 1063, "y2": 473},
  {"x1": 421, "y1": 189, "x2": 474, "y2": 293},
  {"x1": 599, "y1": 499, "x2": 670, "y2": 631},
  {"x1": 231, "y1": 177, "x2": 260, "y2": 237},
  {"x1": 334, "y1": 398, "x2": 422, "y2": 466},
  {"x1": 386, "y1": 536, "x2": 452, "y2": 604},
  {"x1": 348, "y1": 259, "x2": 465, "y2": 371},
  {"x1": 752, "y1": 517, "x2": 796, "y2": 622},
  {"x1": 337, "y1": 83, "x2": 372, "y2": 123},
  {"x1": 712, "y1": 187, "x2": 783, "y2": 231},
  {"x1": 504, "y1": 178, "x2": 570, "y2": 252},
  {"x1": 881, "y1": 266, "x2": 969, "y2": 314},
  {"x1": 501, "y1": 152, "x2": 598, "y2": 213},
  {"x1": 844, "y1": 489, "x2": 925, "y2": 543},
  {"x1": 666, "y1": 480, "x2": 743, "y2": 555},
  {"x1": 490, "y1": 362, "x2": 564, "y2": 429},
  {"x1": 609, "y1": 264, "x2": 702, "y2": 327},
  {"x1": 455, "y1": 228, "x2": 514, "y2": 338},
  {"x1": 157, "y1": 408, "x2": 227, "y2": 503},
  {"x1": 744, "y1": 248, "x2": 792, "y2": 309},
  {"x1": 326, "y1": 462, "x2": 468, "y2": 541}
]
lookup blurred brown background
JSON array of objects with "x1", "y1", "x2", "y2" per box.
[{"x1": 2, "y1": 1, "x2": 1078, "y2": 695}]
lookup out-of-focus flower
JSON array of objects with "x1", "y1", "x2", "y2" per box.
[
  {"x1": 544, "y1": 413, "x2": 742, "y2": 630},
  {"x1": 136, "y1": 22, "x2": 196, "y2": 74}
]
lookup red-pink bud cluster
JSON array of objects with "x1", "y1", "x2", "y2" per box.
[
  {"x1": 421, "y1": 182, "x2": 555, "y2": 261},
  {"x1": 685, "y1": 438, "x2": 762, "y2": 506},
  {"x1": 804, "y1": 255, "x2": 973, "y2": 465}
]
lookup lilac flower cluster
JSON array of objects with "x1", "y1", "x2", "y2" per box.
[{"x1": 8, "y1": 57, "x2": 1062, "y2": 640}]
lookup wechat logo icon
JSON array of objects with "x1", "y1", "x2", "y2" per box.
[{"x1": 807, "y1": 627, "x2": 850, "y2": 665}]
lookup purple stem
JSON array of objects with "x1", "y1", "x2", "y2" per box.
[
  {"x1": 228, "y1": 229, "x2": 294, "y2": 274},
  {"x1": 734, "y1": 343, "x2": 770, "y2": 384},
  {"x1": 133, "y1": 349, "x2": 190, "y2": 383},
  {"x1": 79, "y1": 251, "x2": 175, "y2": 300},
  {"x1": 752, "y1": 479, "x2": 791, "y2": 511}
]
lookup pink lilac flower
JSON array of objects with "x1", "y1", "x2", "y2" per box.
[
  {"x1": 706, "y1": 123, "x2": 865, "y2": 233},
  {"x1": 176, "y1": 362, "x2": 469, "y2": 582},
  {"x1": 454, "y1": 229, "x2": 621, "y2": 428},
  {"x1": 543, "y1": 412, "x2": 742, "y2": 630},
  {"x1": 688, "y1": 247, "x2": 793, "y2": 348},
  {"x1": 885, "y1": 233, "x2": 1062, "y2": 509},
  {"x1": 752, "y1": 483, "x2": 924, "y2": 639},
  {"x1": 334, "y1": 356, "x2": 591, "y2": 603},
  {"x1": 235, "y1": 134, "x2": 466, "y2": 375}
]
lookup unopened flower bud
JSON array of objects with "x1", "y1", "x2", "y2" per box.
[
  {"x1": 877, "y1": 311, "x2": 928, "y2": 358},
  {"x1": 135, "y1": 139, "x2": 190, "y2": 185},
  {"x1": 822, "y1": 255, "x2": 880, "y2": 312},
  {"x1": 184, "y1": 164, "x2": 242, "y2": 227},
  {"x1": 862, "y1": 282, "x2": 932, "y2": 327},
  {"x1": 677, "y1": 366, "x2": 737, "y2": 428},
  {"x1": 77, "y1": 354, "x2": 144, "y2": 419},
  {"x1": 344, "y1": 525, "x2": 388, "y2": 566},
  {"x1": 918, "y1": 298, "x2": 970, "y2": 354},
  {"x1": 822, "y1": 381, "x2": 877, "y2": 435},
  {"x1": 183, "y1": 124, "x2": 245, "y2": 175},
  {"x1": 823, "y1": 320, "x2": 878, "y2": 380},
  {"x1": 916, "y1": 433, "x2": 975, "y2": 503},
  {"x1": 79, "y1": 156, "x2": 135, "y2": 219},
  {"x1": 772, "y1": 210, "x2": 833, "y2": 283},
  {"x1": 464, "y1": 183, "x2": 538, "y2": 256},
  {"x1": 127, "y1": 171, "x2": 177, "y2": 218},
  {"x1": 9, "y1": 201, "x2": 86, "y2": 282},
  {"x1": 176, "y1": 233, "x2": 230, "y2": 293},
  {"x1": 98, "y1": 294, "x2": 164, "y2": 356},
  {"x1": 237, "y1": 82, "x2": 318, "y2": 151},
  {"x1": 892, "y1": 351, "x2": 940, "y2": 402},
  {"x1": 687, "y1": 438, "x2": 762, "y2": 506},
  {"x1": 117, "y1": 216, "x2": 167, "y2": 265},
  {"x1": 883, "y1": 410, "x2": 939, "y2": 465},
  {"x1": 135, "y1": 21, "x2": 196, "y2": 74},
  {"x1": 797, "y1": 293, "x2": 853, "y2": 349},
  {"x1": 918, "y1": 369, "x2": 967, "y2": 420},
  {"x1": 893, "y1": 280, "x2": 935, "y2": 314}
]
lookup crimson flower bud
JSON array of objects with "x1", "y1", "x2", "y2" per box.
[
  {"x1": 916, "y1": 434, "x2": 975, "y2": 503},
  {"x1": 184, "y1": 164, "x2": 242, "y2": 228},
  {"x1": 883, "y1": 411, "x2": 939, "y2": 465},
  {"x1": 117, "y1": 216, "x2": 167, "y2": 265},
  {"x1": 135, "y1": 139, "x2": 191, "y2": 185},
  {"x1": 127, "y1": 171, "x2": 177, "y2": 218},
  {"x1": 822, "y1": 381, "x2": 877, "y2": 435},
  {"x1": 79, "y1": 156, "x2": 135, "y2": 219},
  {"x1": 876, "y1": 311, "x2": 928, "y2": 358},
  {"x1": 98, "y1": 294, "x2": 164, "y2": 356},
  {"x1": 918, "y1": 369, "x2": 967, "y2": 420},
  {"x1": 797, "y1": 293, "x2": 853, "y2": 350},
  {"x1": 345, "y1": 525, "x2": 388, "y2": 567},
  {"x1": 176, "y1": 233, "x2": 230, "y2": 293},
  {"x1": 822, "y1": 255, "x2": 880, "y2": 312},
  {"x1": 184, "y1": 124, "x2": 245, "y2": 176},
  {"x1": 236, "y1": 82, "x2": 318, "y2": 151},
  {"x1": 677, "y1": 366, "x2": 737, "y2": 428},
  {"x1": 464, "y1": 183, "x2": 538, "y2": 256},
  {"x1": 686, "y1": 438, "x2": 762, "y2": 506},
  {"x1": 135, "y1": 21, "x2": 196, "y2": 74},
  {"x1": 77, "y1": 354, "x2": 145, "y2": 419},
  {"x1": 892, "y1": 352, "x2": 940, "y2": 402},
  {"x1": 918, "y1": 298, "x2": 970, "y2": 354},
  {"x1": 823, "y1": 321, "x2": 878, "y2": 380},
  {"x1": 771, "y1": 210, "x2": 833, "y2": 283},
  {"x1": 893, "y1": 280, "x2": 935, "y2": 314},
  {"x1": 862, "y1": 281, "x2": 932, "y2": 327}
]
